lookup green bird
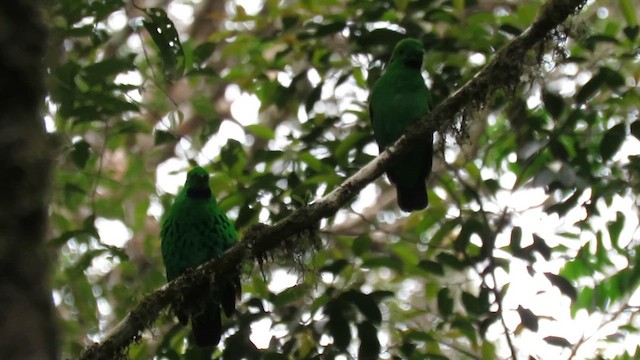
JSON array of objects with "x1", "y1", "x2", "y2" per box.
[
  {"x1": 161, "y1": 166, "x2": 241, "y2": 347},
  {"x1": 369, "y1": 38, "x2": 433, "y2": 212}
]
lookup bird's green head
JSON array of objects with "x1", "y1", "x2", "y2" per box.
[
  {"x1": 390, "y1": 38, "x2": 425, "y2": 69},
  {"x1": 184, "y1": 166, "x2": 211, "y2": 199}
]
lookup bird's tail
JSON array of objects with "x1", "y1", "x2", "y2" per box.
[
  {"x1": 221, "y1": 275, "x2": 241, "y2": 318},
  {"x1": 396, "y1": 183, "x2": 428, "y2": 212},
  {"x1": 191, "y1": 304, "x2": 222, "y2": 348}
]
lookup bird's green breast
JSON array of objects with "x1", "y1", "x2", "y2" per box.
[
  {"x1": 370, "y1": 66, "x2": 430, "y2": 148},
  {"x1": 161, "y1": 195, "x2": 238, "y2": 281}
]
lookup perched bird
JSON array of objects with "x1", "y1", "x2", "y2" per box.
[
  {"x1": 161, "y1": 166, "x2": 241, "y2": 347},
  {"x1": 369, "y1": 38, "x2": 433, "y2": 212}
]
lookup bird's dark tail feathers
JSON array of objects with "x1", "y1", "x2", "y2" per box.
[
  {"x1": 396, "y1": 183, "x2": 428, "y2": 212},
  {"x1": 191, "y1": 276, "x2": 241, "y2": 348},
  {"x1": 221, "y1": 276, "x2": 241, "y2": 317},
  {"x1": 191, "y1": 304, "x2": 222, "y2": 348}
]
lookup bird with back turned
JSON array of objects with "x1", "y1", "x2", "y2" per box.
[{"x1": 369, "y1": 38, "x2": 434, "y2": 212}]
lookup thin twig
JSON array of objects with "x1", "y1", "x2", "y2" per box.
[{"x1": 490, "y1": 267, "x2": 518, "y2": 359}]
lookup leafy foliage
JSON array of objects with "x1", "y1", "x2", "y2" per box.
[{"x1": 44, "y1": 0, "x2": 639, "y2": 359}]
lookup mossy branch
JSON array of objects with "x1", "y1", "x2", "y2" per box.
[{"x1": 78, "y1": 0, "x2": 587, "y2": 358}]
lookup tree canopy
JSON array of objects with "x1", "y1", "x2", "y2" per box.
[{"x1": 36, "y1": 0, "x2": 640, "y2": 359}]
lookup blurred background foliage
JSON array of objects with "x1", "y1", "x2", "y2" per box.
[{"x1": 43, "y1": 0, "x2": 640, "y2": 358}]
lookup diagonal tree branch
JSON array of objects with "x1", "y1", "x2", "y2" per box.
[{"x1": 78, "y1": 0, "x2": 587, "y2": 358}]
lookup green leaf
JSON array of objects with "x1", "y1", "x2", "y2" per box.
[
  {"x1": 352, "y1": 67, "x2": 366, "y2": 88},
  {"x1": 361, "y1": 255, "x2": 403, "y2": 273},
  {"x1": 154, "y1": 130, "x2": 178, "y2": 145},
  {"x1": 143, "y1": 8, "x2": 185, "y2": 81},
  {"x1": 585, "y1": 34, "x2": 620, "y2": 51},
  {"x1": 245, "y1": 124, "x2": 275, "y2": 140},
  {"x1": 424, "y1": 354, "x2": 449, "y2": 360},
  {"x1": 545, "y1": 189, "x2": 583, "y2": 216},
  {"x1": 478, "y1": 287, "x2": 491, "y2": 313},
  {"x1": 545, "y1": 273, "x2": 577, "y2": 300},
  {"x1": 71, "y1": 140, "x2": 91, "y2": 169},
  {"x1": 600, "y1": 122, "x2": 626, "y2": 161},
  {"x1": 544, "y1": 336, "x2": 572, "y2": 348},
  {"x1": 532, "y1": 234, "x2": 552, "y2": 260},
  {"x1": 220, "y1": 139, "x2": 246, "y2": 172},
  {"x1": 341, "y1": 290, "x2": 382, "y2": 324},
  {"x1": 462, "y1": 292, "x2": 483, "y2": 315},
  {"x1": 112, "y1": 119, "x2": 152, "y2": 135},
  {"x1": 299, "y1": 152, "x2": 325, "y2": 172},
  {"x1": 425, "y1": 8, "x2": 458, "y2": 23},
  {"x1": 428, "y1": 219, "x2": 459, "y2": 248},
  {"x1": 88, "y1": 0, "x2": 125, "y2": 21},
  {"x1": 516, "y1": 305, "x2": 538, "y2": 331},
  {"x1": 319, "y1": 259, "x2": 349, "y2": 275},
  {"x1": 600, "y1": 67, "x2": 625, "y2": 88},
  {"x1": 369, "y1": 290, "x2": 394, "y2": 303},
  {"x1": 436, "y1": 252, "x2": 467, "y2": 270},
  {"x1": 437, "y1": 288, "x2": 453, "y2": 318},
  {"x1": 511, "y1": 227, "x2": 534, "y2": 262},
  {"x1": 542, "y1": 90, "x2": 564, "y2": 118},
  {"x1": 335, "y1": 132, "x2": 368, "y2": 167},
  {"x1": 263, "y1": 353, "x2": 289, "y2": 360},
  {"x1": 82, "y1": 54, "x2": 136, "y2": 84},
  {"x1": 305, "y1": 81, "x2": 323, "y2": 115},
  {"x1": 271, "y1": 284, "x2": 309, "y2": 306},
  {"x1": 631, "y1": 121, "x2": 640, "y2": 141},
  {"x1": 573, "y1": 286, "x2": 594, "y2": 313},
  {"x1": 549, "y1": 138, "x2": 570, "y2": 161},
  {"x1": 608, "y1": 211, "x2": 625, "y2": 250},
  {"x1": 282, "y1": 15, "x2": 299, "y2": 30},
  {"x1": 481, "y1": 341, "x2": 496, "y2": 360},
  {"x1": 510, "y1": 226, "x2": 522, "y2": 250},
  {"x1": 391, "y1": 241, "x2": 420, "y2": 265},
  {"x1": 315, "y1": 21, "x2": 347, "y2": 37},
  {"x1": 499, "y1": 24, "x2": 522, "y2": 36},
  {"x1": 192, "y1": 96, "x2": 217, "y2": 118},
  {"x1": 357, "y1": 321, "x2": 380, "y2": 360},
  {"x1": 624, "y1": 26, "x2": 639, "y2": 40},
  {"x1": 358, "y1": 28, "x2": 405, "y2": 47},
  {"x1": 192, "y1": 42, "x2": 217, "y2": 65},
  {"x1": 352, "y1": 234, "x2": 372, "y2": 256},
  {"x1": 63, "y1": 182, "x2": 87, "y2": 209},
  {"x1": 326, "y1": 299, "x2": 351, "y2": 351},
  {"x1": 67, "y1": 270, "x2": 98, "y2": 330},
  {"x1": 455, "y1": 217, "x2": 491, "y2": 257},
  {"x1": 619, "y1": 0, "x2": 638, "y2": 27},
  {"x1": 479, "y1": 314, "x2": 500, "y2": 336},
  {"x1": 452, "y1": 317, "x2": 477, "y2": 343},
  {"x1": 575, "y1": 73, "x2": 604, "y2": 104},
  {"x1": 418, "y1": 260, "x2": 444, "y2": 275},
  {"x1": 222, "y1": 331, "x2": 260, "y2": 358}
]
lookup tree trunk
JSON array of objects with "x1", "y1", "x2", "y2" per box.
[{"x1": 0, "y1": 1, "x2": 59, "y2": 359}]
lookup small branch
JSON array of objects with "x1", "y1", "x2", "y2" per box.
[
  {"x1": 490, "y1": 268, "x2": 518, "y2": 360},
  {"x1": 78, "y1": 0, "x2": 588, "y2": 358},
  {"x1": 439, "y1": 340, "x2": 482, "y2": 360},
  {"x1": 568, "y1": 303, "x2": 635, "y2": 359}
]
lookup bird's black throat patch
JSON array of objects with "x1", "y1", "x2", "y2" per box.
[
  {"x1": 405, "y1": 57, "x2": 422, "y2": 69},
  {"x1": 187, "y1": 187, "x2": 212, "y2": 199}
]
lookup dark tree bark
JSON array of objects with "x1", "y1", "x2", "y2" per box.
[{"x1": 0, "y1": 1, "x2": 59, "y2": 359}]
